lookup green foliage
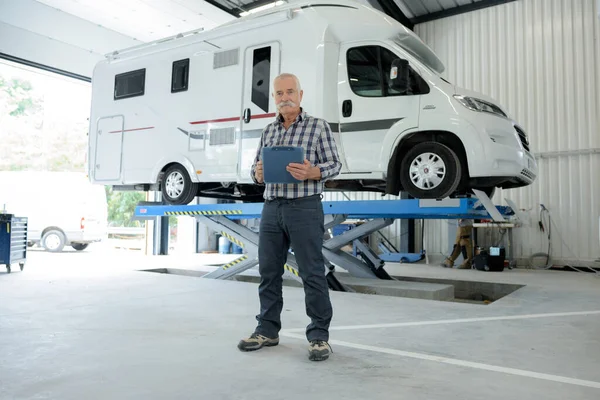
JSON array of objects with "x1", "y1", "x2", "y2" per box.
[
  {"x1": 0, "y1": 70, "x2": 84, "y2": 173},
  {"x1": 10, "y1": 97, "x2": 36, "y2": 116},
  {"x1": 1, "y1": 77, "x2": 41, "y2": 116},
  {"x1": 12, "y1": 78, "x2": 32, "y2": 91},
  {"x1": 103, "y1": 187, "x2": 178, "y2": 228},
  {"x1": 105, "y1": 187, "x2": 146, "y2": 227}
]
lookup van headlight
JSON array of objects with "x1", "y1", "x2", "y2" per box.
[{"x1": 453, "y1": 95, "x2": 507, "y2": 118}]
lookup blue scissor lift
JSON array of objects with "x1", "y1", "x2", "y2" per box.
[{"x1": 134, "y1": 189, "x2": 514, "y2": 291}]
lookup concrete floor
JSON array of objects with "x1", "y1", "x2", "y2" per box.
[{"x1": 1, "y1": 247, "x2": 600, "y2": 399}]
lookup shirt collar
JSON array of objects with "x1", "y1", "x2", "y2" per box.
[{"x1": 276, "y1": 107, "x2": 306, "y2": 124}]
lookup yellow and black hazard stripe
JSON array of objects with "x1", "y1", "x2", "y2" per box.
[
  {"x1": 284, "y1": 264, "x2": 299, "y2": 277},
  {"x1": 220, "y1": 231, "x2": 244, "y2": 248},
  {"x1": 165, "y1": 210, "x2": 243, "y2": 216},
  {"x1": 222, "y1": 255, "x2": 248, "y2": 270}
]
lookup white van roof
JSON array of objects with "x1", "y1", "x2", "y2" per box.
[{"x1": 102, "y1": 0, "x2": 445, "y2": 74}]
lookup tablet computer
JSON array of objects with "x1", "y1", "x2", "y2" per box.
[{"x1": 261, "y1": 146, "x2": 305, "y2": 184}]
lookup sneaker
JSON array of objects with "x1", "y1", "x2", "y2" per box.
[
  {"x1": 308, "y1": 340, "x2": 332, "y2": 361},
  {"x1": 237, "y1": 333, "x2": 279, "y2": 351}
]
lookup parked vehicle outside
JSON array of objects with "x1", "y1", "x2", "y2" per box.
[{"x1": 0, "y1": 171, "x2": 108, "y2": 252}]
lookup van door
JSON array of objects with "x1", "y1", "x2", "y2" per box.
[
  {"x1": 94, "y1": 115, "x2": 124, "y2": 181},
  {"x1": 238, "y1": 42, "x2": 281, "y2": 181},
  {"x1": 337, "y1": 43, "x2": 422, "y2": 173}
]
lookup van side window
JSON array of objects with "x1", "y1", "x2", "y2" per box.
[
  {"x1": 380, "y1": 48, "x2": 429, "y2": 95},
  {"x1": 114, "y1": 69, "x2": 145, "y2": 100},
  {"x1": 346, "y1": 47, "x2": 382, "y2": 97},
  {"x1": 347, "y1": 46, "x2": 429, "y2": 97},
  {"x1": 252, "y1": 46, "x2": 271, "y2": 113},
  {"x1": 172, "y1": 58, "x2": 190, "y2": 93}
]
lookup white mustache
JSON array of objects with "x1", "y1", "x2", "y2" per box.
[{"x1": 277, "y1": 101, "x2": 296, "y2": 109}]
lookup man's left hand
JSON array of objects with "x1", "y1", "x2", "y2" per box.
[{"x1": 287, "y1": 159, "x2": 320, "y2": 181}]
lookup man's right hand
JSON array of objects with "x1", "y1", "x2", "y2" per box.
[{"x1": 254, "y1": 160, "x2": 264, "y2": 183}]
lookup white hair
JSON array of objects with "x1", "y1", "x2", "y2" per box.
[{"x1": 273, "y1": 73, "x2": 301, "y2": 92}]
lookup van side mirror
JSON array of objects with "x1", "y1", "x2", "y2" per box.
[{"x1": 389, "y1": 58, "x2": 410, "y2": 92}]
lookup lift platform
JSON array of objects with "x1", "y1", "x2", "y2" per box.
[{"x1": 134, "y1": 190, "x2": 514, "y2": 291}]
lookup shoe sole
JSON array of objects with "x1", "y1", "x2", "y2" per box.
[
  {"x1": 308, "y1": 353, "x2": 329, "y2": 361},
  {"x1": 308, "y1": 348, "x2": 330, "y2": 361},
  {"x1": 238, "y1": 340, "x2": 279, "y2": 351}
]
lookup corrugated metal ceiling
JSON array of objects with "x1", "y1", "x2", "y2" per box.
[
  {"x1": 395, "y1": 0, "x2": 485, "y2": 19},
  {"x1": 206, "y1": 0, "x2": 518, "y2": 28}
]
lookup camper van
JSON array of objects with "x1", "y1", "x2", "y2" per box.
[
  {"x1": 87, "y1": 0, "x2": 537, "y2": 205},
  {"x1": 0, "y1": 172, "x2": 108, "y2": 252}
]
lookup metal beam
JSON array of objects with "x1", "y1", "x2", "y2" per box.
[
  {"x1": 324, "y1": 219, "x2": 394, "y2": 252},
  {"x1": 135, "y1": 198, "x2": 514, "y2": 221},
  {"x1": 203, "y1": 0, "x2": 243, "y2": 17},
  {"x1": 0, "y1": 52, "x2": 91, "y2": 82},
  {"x1": 374, "y1": 0, "x2": 415, "y2": 30},
  {"x1": 411, "y1": 0, "x2": 518, "y2": 25}
]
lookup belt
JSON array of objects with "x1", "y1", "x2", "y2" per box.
[
  {"x1": 266, "y1": 194, "x2": 322, "y2": 203},
  {"x1": 460, "y1": 235, "x2": 471, "y2": 239}
]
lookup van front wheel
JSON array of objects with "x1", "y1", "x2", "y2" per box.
[
  {"x1": 399, "y1": 142, "x2": 462, "y2": 199},
  {"x1": 161, "y1": 164, "x2": 199, "y2": 205},
  {"x1": 42, "y1": 229, "x2": 66, "y2": 252}
]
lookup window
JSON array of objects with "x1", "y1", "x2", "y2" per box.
[
  {"x1": 252, "y1": 46, "x2": 271, "y2": 113},
  {"x1": 114, "y1": 69, "x2": 145, "y2": 100},
  {"x1": 172, "y1": 58, "x2": 189, "y2": 93},
  {"x1": 347, "y1": 47, "x2": 383, "y2": 97},
  {"x1": 347, "y1": 46, "x2": 429, "y2": 97}
]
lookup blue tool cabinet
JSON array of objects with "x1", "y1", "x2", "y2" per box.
[{"x1": 0, "y1": 214, "x2": 28, "y2": 273}]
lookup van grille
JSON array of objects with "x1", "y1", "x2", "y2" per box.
[
  {"x1": 515, "y1": 125, "x2": 530, "y2": 152},
  {"x1": 209, "y1": 127, "x2": 236, "y2": 146},
  {"x1": 520, "y1": 168, "x2": 536, "y2": 181}
]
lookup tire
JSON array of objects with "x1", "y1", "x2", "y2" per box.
[
  {"x1": 42, "y1": 229, "x2": 66, "y2": 252},
  {"x1": 161, "y1": 164, "x2": 198, "y2": 205},
  {"x1": 399, "y1": 142, "x2": 462, "y2": 199},
  {"x1": 72, "y1": 243, "x2": 89, "y2": 251}
]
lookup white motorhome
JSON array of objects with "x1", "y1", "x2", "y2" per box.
[
  {"x1": 88, "y1": 0, "x2": 537, "y2": 205},
  {"x1": 0, "y1": 171, "x2": 108, "y2": 252}
]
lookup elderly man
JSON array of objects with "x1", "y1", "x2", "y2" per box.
[{"x1": 237, "y1": 73, "x2": 342, "y2": 361}]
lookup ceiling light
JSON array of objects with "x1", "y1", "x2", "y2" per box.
[{"x1": 239, "y1": 1, "x2": 286, "y2": 17}]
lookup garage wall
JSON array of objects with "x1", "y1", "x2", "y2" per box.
[{"x1": 414, "y1": 0, "x2": 600, "y2": 265}]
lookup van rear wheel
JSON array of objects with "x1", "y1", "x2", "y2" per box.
[
  {"x1": 161, "y1": 164, "x2": 198, "y2": 205},
  {"x1": 399, "y1": 142, "x2": 462, "y2": 199},
  {"x1": 72, "y1": 243, "x2": 89, "y2": 251}
]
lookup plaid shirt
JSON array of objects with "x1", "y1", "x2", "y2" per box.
[{"x1": 251, "y1": 109, "x2": 342, "y2": 200}]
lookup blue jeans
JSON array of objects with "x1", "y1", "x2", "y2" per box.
[{"x1": 255, "y1": 194, "x2": 333, "y2": 342}]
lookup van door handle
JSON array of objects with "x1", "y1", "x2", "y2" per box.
[
  {"x1": 243, "y1": 108, "x2": 251, "y2": 123},
  {"x1": 342, "y1": 100, "x2": 352, "y2": 117}
]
